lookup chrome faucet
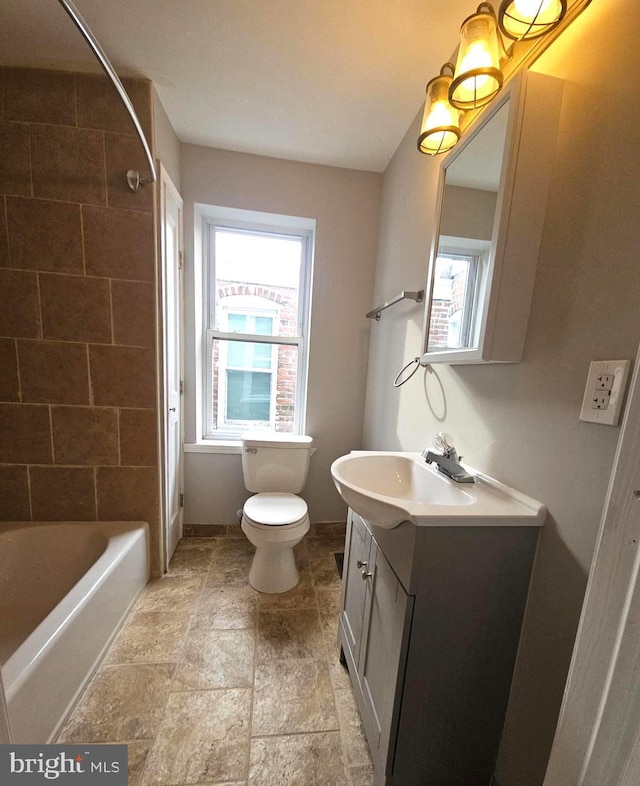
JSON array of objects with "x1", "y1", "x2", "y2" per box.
[{"x1": 422, "y1": 433, "x2": 475, "y2": 484}]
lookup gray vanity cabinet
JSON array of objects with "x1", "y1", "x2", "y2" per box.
[
  {"x1": 339, "y1": 508, "x2": 540, "y2": 786},
  {"x1": 340, "y1": 511, "x2": 414, "y2": 770}
]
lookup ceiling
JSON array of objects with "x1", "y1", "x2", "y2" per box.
[{"x1": 0, "y1": 0, "x2": 477, "y2": 172}]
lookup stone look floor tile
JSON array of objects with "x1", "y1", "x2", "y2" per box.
[
  {"x1": 173, "y1": 628, "x2": 254, "y2": 690},
  {"x1": 306, "y1": 536, "x2": 346, "y2": 559},
  {"x1": 257, "y1": 582, "x2": 318, "y2": 611},
  {"x1": 334, "y1": 689, "x2": 372, "y2": 768},
  {"x1": 166, "y1": 546, "x2": 213, "y2": 576},
  {"x1": 205, "y1": 559, "x2": 253, "y2": 589},
  {"x1": 125, "y1": 741, "x2": 154, "y2": 786},
  {"x1": 309, "y1": 555, "x2": 342, "y2": 588},
  {"x1": 134, "y1": 576, "x2": 204, "y2": 613},
  {"x1": 209, "y1": 539, "x2": 255, "y2": 560},
  {"x1": 257, "y1": 609, "x2": 326, "y2": 661},
  {"x1": 348, "y1": 764, "x2": 374, "y2": 786},
  {"x1": 249, "y1": 732, "x2": 348, "y2": 786},
  {"x1": 206, "y1": 541, "x2": 255, "y2": 588},
  {"x1": 59, "y1": 663, "x2": 175, "y2": 742},
  {"x1": 141, "y1": 689, "x2": 251, "y2": 786},
  {"x1": 105, "y1": 612, "x2": 191, "y2": 664},
  {"x1": 192, "y1": 586, "x2": 258, "y2": 630},
  {"x1": 252, "y1": 658, "x2": 338, "y2": 736},
  {"x1": 58, "y1": 533, "x2": 367, "y2": 786}
]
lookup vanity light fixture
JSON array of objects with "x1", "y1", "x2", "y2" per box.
[
  {"x1": 417, "y1": 0, "x2": 590, "y2": 156},
  {"x1": 449, "y1": 3, "x2": 504, "y2": 110},
  {"x1": 499, "y1": 0, "x2": 567, "y2": 41},
  {"x1": 417, "y1": 64, "x2": 461, "y2": 156}
]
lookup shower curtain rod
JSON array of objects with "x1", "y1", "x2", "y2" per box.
[{"x1": 57, "y1": 0, "x2": 157, "y2": 192}]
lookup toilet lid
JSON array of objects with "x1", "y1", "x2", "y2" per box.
[{"x1": 244, "y1": 493, "x2": 308, "y2": 526}]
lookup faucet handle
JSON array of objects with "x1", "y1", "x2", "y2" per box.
[{"x1": 432, "y1": 432, "x2": 456, "y2": 457}]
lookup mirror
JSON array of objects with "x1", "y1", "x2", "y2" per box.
[
  {"x1": 421, "y1": 71, "x2": 563, "y2": 365},
  {"x1": 427, "y1": 102, "x2": 508, "y2": 352}
]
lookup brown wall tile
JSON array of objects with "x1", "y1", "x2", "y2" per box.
[
  {"x1": 40, "y1": 273, "x2": 111, "y2": 343},
  {"x1": 0, "y1": 269, "x2": 41, "y2": 339},
  {"x1": 112, "y1": 280, "x2": 155, "y2": 348},
  {"x1": 0, "y1": 198, "x2": 8, "y2": 267},
  {"x1": 0, "y1": 121, "x2": 31, "y2": 196},
  {"x1": 7, "y1": 197, "x2": 83, "y2": 273},
  {"x1": 31, "y1": 124, "x2": 106, "y2": 205},
  {"x1": 0, "y1": 68, "x2": 5, "y2": 120},
  {"x1": 0, "y1": 465, "x2": 31, "y2": 520},
  {"x1": 30, "y1": 466, "x2": 96, "y2": 521},
  {"x1": 0, "y1": 338, "x2": 19, "y2": 401},
  {"x1": 96, "y1": 466, "x2": 158, "y2": 522},
  {"x1": 5, "y1": 69, "x2": 76, "y2": 125},
  {"x1": 77, "y1": 75, "x2": 152, "y2": 139},
  {"x1": 119, "y1": 409, "x2": 158, "y2": 467},
  {"x1": 0, "y1": 403, "x2": 52, "y2": 464},
  {"x1": 83, "y1": 206, "x2": 154, "y2": 281},
  {"x1": 90, "y1": 346, "x2": 156, "y2": 408},
  {"x1": 52, "y1": 406, "x2": 119, "y2": 466},
  {"x1": 18, "y1": 340, "x2": 90, "y2": 404},
  {"x1": 105, "y1": 133, "x2": 154, "y2": 213}
]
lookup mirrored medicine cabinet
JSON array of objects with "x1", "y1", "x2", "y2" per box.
[{"x1": 420, "y1": 70, "x2": 563, "y2": 365}]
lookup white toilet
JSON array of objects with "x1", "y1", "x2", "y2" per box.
[{"x1": 240, "y1": 432, "x2": 314, "y2": 594}]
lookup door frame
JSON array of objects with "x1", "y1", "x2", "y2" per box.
[
  {"x1": 543, "y1": 343, "x2": 640, "y2": 785},
  {"x1": 157, "y1": 162, "x2": 184, "y2": 572}
]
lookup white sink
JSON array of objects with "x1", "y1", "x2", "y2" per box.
[{"x1": 330, "y1": 451, "x2": 545, "y2": 529}]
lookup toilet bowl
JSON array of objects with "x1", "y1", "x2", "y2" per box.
[
  {"x1": 241, "y1": 493, "x2": 310, "y2": 593},
  {"x1": 240, "y1": 433, "x2": 314, "y2": 594}
]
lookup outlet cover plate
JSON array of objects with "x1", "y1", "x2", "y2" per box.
[{"x1": 580, "y1": 360, "x2": 631, "y2": 426}]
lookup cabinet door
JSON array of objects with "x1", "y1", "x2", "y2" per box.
[
  {"x1": 360, "y1": 539, "x2": 413, "y2": 774},
  {"x1": 341, "y1": 512, "x2": 372, "y2": 668}
]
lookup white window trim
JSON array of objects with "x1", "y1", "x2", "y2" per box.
[{"x1": 195, "y1": 204, "x2": 315, "y2": 444}]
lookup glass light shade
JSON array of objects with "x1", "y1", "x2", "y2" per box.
[
  {"x1": 449, "y1": 5, "x2": 503, "y2": 110},
  {"x1": 499, "y1": 0, "x2": 566, "y2": 40},
  {"x1": 418, "y1": 66, "x2": 460, "y2": 156}
]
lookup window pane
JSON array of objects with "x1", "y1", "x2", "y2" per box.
[
  {"x1": 428, "y1": 254, "x2": 477, "y2": 350},
  {"x1": 212, "y1": 338, "x2": 298, "y2": 433},
  {"x1": 226, "y1": 340, "x2": 272, "y2": 370},
  {"x1": 227, "y1": 370, "x2": 271, "y2": 422},
  {"x1": 227, "y1": 313, "x2": 247, "y2": 333},
  {"x1": 255, "y1": 316, "x2": 273, "y2": 335},
  {"x1": 213, "y1": 229, "x2": 302, "y2": 336}
]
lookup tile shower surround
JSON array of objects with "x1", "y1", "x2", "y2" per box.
[
  {"x1": 57, "y1": 530, "x2": 374, "y2": 786},
  {"x1": 0, "y1": 67, "x2": 161, "y2": 569}
]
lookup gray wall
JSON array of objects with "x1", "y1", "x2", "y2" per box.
[
  {"x1": 180, "y1": 145, "x2": 382, "y2": 525},
  {"x1": 440, "y1": 184, "x2": 497, "y2": 241},
  {"x1": 153, "y1": 88, "x2": 181, "y2": 190},
  {"x1": 362, "y1": 3, "x2": 640, "y2": 785}
]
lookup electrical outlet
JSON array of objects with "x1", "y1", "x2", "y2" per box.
[
  {"x1": 592, "y1": 393, "x2": 610, "y2": 410},
  {"x1": 596, "y1": 374, "x2": 615, "y2": 391},
  {"x1": 580, "y1": 360, "x2": 631, "y2": 425}
]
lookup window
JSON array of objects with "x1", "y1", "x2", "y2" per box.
[
  {"x1": 203, "y1": 212, "x2": 314, "y2": 440},
  {"x1": 427, "y1": 249, "x2": 484, "y2": 351}
]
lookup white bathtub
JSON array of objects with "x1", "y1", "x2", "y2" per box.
[{"x1": 0, "y1": 521, "x2": 149, "y2": 743}]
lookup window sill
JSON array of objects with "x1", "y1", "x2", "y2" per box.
[{"x1": 183, "y1": 441, "x2": 242, "y2": 455}]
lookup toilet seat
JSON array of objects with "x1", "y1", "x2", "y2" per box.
[{"x1": 243, "y1": 492, "x2": 308, "y2": 527}]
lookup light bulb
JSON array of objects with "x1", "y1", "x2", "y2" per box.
[{"x1": 499, "y1": 0, "x2": 565, "y2": 40}]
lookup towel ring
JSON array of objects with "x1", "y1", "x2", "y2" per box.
[{"x1": 394, "y1": 356, "x2": 421, "y2": 387}]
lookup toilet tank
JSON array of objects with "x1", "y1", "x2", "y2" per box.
[{"x1": 241, "y1": 433, "x2": 314, "y2": 493}]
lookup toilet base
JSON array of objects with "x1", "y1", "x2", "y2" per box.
[{"x1": 248, "y1": 545, "x2": 300, "y2": 594}]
